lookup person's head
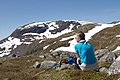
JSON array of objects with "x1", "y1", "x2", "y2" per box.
[{"x1": 75, "y1": 31, "x2": 85, "y2": 42}]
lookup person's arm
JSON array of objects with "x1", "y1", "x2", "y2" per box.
[
  {"x1": 74, "y1": 45, "x2": 80, "y2": 64},
  {"x1": 74, "y1": 45, "x2": 79, "y2": 58},
  {"x1": 76, "y1": 52, "x2": 80, "y2": 64},
  {"x1": 75, "y1": 52, "x2": 79, "y2": 58}
]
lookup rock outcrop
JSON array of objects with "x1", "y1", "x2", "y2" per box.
[{"x1": 95, "y1": 49, "x2": 116, "y2": 62}]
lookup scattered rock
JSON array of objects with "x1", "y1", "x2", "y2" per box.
[
  {"x1": 0, "y1": 62, "x2": 2, "y2": 65},
  {"x1": 39, "y1": 55, "x2": 46, "y2": 58},
  {"x1": 40, "y1": 60, "x2": 57, "y2": 69},
  {"x1": 95, "y1": 49, "x2": 116, "y2": 62},
  {"x1": 99, "y1": 67, "x2": 108, "y2": 73},
  {"x1": 12, "y1": 54, "x2": 17, "y2": 57},
  {"x1": 118, "y1": 78, "x2": 120, "y2": 80},
  {"x1": 114, "y1": 50, "x2": 120, "y2": 57},
  {"x1": 33, "y1": 61, "x2": 41, "y2": 68},
  {"x1": 116, "y1": 56, "x2": 120, "y2": 61},
  {"x1": 8, "y1": 54, "x2": 20, "y2": 58},
  {"x1": 3, "y1": 78, "x2": 11, "y2": 80},
  {"x1": 109, "y1": 58, "x2": 120, "y2": 75},
  {"x1": 52, "y1": 52, "x2": 60, "y2": 58},
  {"x1": 39, "y1": 51, "x2": 75, "y2": 59},
  {"x1": 109, "y1": 62, "x2": 120, "y2": 75},
  {"x1": 48, "y1": 54, "x2": 55, "y2": 58},
  {"x1": 95, "y1": 49, "x2": 109, "y2": 60},
  {"x1": 44, "y1": 54, "x2": 55, "y2": 59},
  {"x1": 60, "y1": 52, "x2": 69, "y2": 59}
]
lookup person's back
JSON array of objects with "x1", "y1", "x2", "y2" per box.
[
  {"x1": 74, "y1": 31, "x2": 97, "y2": 70},
  {"x1": 75, "y1": 40, "x2": 96, "y2": 64}
]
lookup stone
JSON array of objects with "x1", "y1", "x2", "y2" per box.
[
  {"x1": 52, "y1": 52, "x2": 60, "y2": 56},
  {"x1": 116, "y1": 56, "x2": 120, "y2": 61},
  {"x1": 0, "y1": 62, "x2": 2, "y2": 65},
  {"x1": 60, "y1": 52, "x2": 69, "y2": 59},
  {"x1": 3, "y1": 78, "x2": 11, "y2": 80},
  {"x1": 45, "y1": 54, "x2": 55, "y2": 59},
  {"x1": 114, "y1": 50, "x2": 120, "y2": 57},
  {"x1": 108, "y1": 61, "x2": 120, "y2": 75},
  {"x1": 40, "y1": 60, "x2": 57, "y2": 69},
  {"x1": 95, "y1": 49, "x2": 108, "y2": 55},
  {"x1": 39, "y1": 55, "x2": 45, "y2": 58},
  {"x1": 99, "y1": 67, "x2": 108, "y2": 73},
  {"x1": 95, "y1": 49, "x2": 116, "y2": 62},
  {"x1": 39, "y1": 51, "x2": 75, "y2": 59},
  {"x1": 33, "y1": 61, "x2": 41, "y2": 68},
  {"x1": 52, "y1": 52, "x2": 60, "y2": 58}
]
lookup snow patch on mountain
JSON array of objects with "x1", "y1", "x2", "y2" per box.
[
  {"x1": 40, "y1": 24, "x2": 74, "y2": 39},
  {"x1": 23, "y1": 42, "x2": 32, "y2": 45},
  {"x1": 48, "y1": 22, "x2": 59, "y2": 30},
  {"x1": 0, "y1": 37, "x2": 22, "y2": 57},
  {"x1": 85, "y1": 22, "x2": 120, "y2": 41},
  {"x1": 60, "y1": 35, "x2": 75, "y2": 41},
  {"x1": 54, "y1": 35, "x2": 77, "y2": 52},
  {"x1": 54, "y1": 22, "x2": 120, "y2": 52},
  {"x1": 23, "y1": 33, "x2": 40, "y2": 36},
  {"x1": 18, "y1": 22, "x2": 45, "y2": 30},
  {"x1": 43, "y1": 45, "x2": 50, "y2": 50},
  {"x1": 0, "y1": 37, "x2": 22, "y2": 49}
]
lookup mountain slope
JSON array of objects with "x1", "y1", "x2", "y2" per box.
[
  {"x1": 90, "y1": 23, "x2": 120, "y2": 51},
  {"x1": 0, "y1": 20, "x2": 120, "y2": 57},
  {"x1": 0, "y1": 20, "x2": 95, "y2": 57}
]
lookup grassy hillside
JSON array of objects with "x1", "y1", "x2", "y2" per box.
[
  {"x1": 90, "y1": 24, "x2": 120, "y2": 51},
  {"x1": 0, "y1": 55, "x2": 120, "y2": 80}
]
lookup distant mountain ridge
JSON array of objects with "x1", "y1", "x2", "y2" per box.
[{"x1": 0, "y1": 20, "x2": 120, "y2": 57}]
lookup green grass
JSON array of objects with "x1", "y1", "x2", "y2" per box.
[
  {"x1": 97, "y1": 61, "x2": 112, "y2": 68},
  {"x1": 37, "y1": 69, "x2": 120, "y2": 80},
  {"x1": 0, "y1": 55, "x2": 60, "y2": 80},
  {"x1": 0, "y1": 55, "x2": 120, "y2": 80}
]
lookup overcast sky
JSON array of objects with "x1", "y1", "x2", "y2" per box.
[{"x1": 0, "y1": 0, "x2": 120, "y2": 40}]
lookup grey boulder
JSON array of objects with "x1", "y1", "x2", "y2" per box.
[
  {"x1": 40, "y1": 60, "x2": 57, "y2": 69},
  {"x1": 95, "y1": 49, "x2": 116, "y2": 62},
  {"x1": 109, "y1": 56, "x2": 120, "y2": 75}
]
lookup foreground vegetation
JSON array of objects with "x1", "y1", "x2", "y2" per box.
[{"x1": 0, "y1": 55, "x2": 120, "y2": 80}]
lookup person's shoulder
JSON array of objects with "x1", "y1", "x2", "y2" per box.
[
  {"x1": 85, "y1": 41, "x2": 92, "y2": 45},
  {"x1": 85, "y1": 41, "x2": 94, "y2": 49},
  {"x1": 83, "y1": 41, "x2": 92, "y2": 46},
  {"x1": 75, "y1": 43, "x2": 79, "y2": 47},
  {"x1": 75, "y1": 43, "x2": 82, "y2": 47}
]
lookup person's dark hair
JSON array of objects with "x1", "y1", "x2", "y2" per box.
[{"x1": 77, "y1": 31, "x2": 85, "y2": 40}]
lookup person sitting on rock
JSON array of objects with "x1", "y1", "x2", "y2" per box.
[{"x1": 74, "y1": 31, "x2": 97, "y2": 70}]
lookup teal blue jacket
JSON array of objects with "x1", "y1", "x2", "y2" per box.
[{"x1": 74, "y1": 40, "x2": 97, "y2": 64}]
